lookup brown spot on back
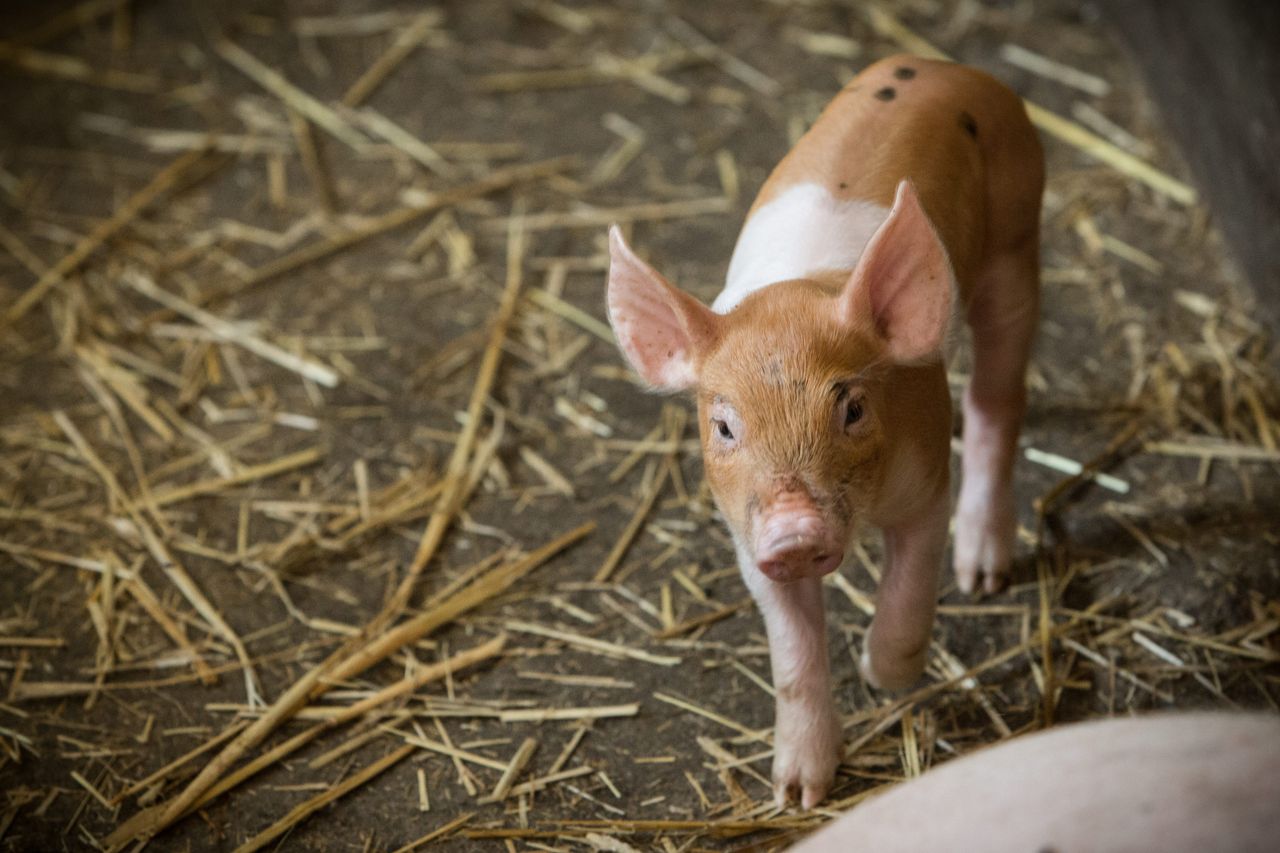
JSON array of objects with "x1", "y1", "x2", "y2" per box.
[
  {"x1": 959, "y1": 111, "x2": 978, "y2": 138},
  {"x1": 875, "y1": 87, "x2": 896, "y2": 101},
  {"x1": 893, "y1": 66, "x2": 916, "y2": 80}
]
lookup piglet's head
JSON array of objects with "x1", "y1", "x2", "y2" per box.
[{"x1": 607, "y1": 180, "x2": 954, "y2": 583}]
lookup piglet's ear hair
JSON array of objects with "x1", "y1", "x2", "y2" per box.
[
  {"x1": 840, "y1": 179, "x2": 955, "y2": 363},
  {"x1": 606, "y1": 226, "x2": 719, "y2": 391}
]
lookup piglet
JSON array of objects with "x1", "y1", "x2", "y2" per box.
[{"x1": 606, "y1": 55, "x2": 1043, "y2": 807}]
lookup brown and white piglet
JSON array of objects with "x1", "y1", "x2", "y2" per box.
[{"x1": 606, "y1": 55, "x2": 1044, "y2": 808}]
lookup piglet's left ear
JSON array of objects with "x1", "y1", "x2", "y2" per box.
[{"x1": 840, "y1": 179, "x2": 955, "y2": 363}]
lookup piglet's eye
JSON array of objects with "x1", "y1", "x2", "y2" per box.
[
  {"x1": 714, "y1": 419, "x2": 734, "y2": 440},
  {"x1": 844, "y1": 398, "x2": 864, "y2": 428}
]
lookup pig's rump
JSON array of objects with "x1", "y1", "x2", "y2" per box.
[{"x1": 790, "y1": 712, "x2": 1280, "y2": 853}]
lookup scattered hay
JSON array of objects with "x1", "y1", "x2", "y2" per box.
[{"x1": 0, "y1": 1, "x2": 1276, "y2": 851}]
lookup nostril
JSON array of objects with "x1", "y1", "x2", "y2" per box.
[
  {"x1": 813, "y1": 552, "x2": 842, "y2": 575},
  {"x1": 757, "y1": 560, "x2": 791, "y2": 582}
]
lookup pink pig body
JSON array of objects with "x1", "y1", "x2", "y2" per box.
[
  {"x1": 791, "y1": 713, "x2": 1280, "y2": 853},
  {"x1": 607, "y1": 56, "x2": 1044, "y2": 807}
]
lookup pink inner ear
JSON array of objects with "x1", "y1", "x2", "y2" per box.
[
  {"x1": 843, "y1": 180, "x2": 955, "y2": 363},
  {"x1": 606, "y1": 227, "x2": 716, "y2": 390}
]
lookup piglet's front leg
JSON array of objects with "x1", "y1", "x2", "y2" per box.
[
  {"x1": 742, "y1": 563, "x2": 843, "y2": 809},
  {"x1": 860, "y1": 488, "x2": 949, "y2": 690}
]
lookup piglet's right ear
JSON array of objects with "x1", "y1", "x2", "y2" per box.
[{"x1": 606, "y1": 226, "x2": 719, "y2": 391}]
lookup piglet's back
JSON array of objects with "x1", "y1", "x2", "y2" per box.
[{"x1": 754, "y1": 55, "x2": 1043, "y2": 294}]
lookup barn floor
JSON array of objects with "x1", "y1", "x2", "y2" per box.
[{"x1": 1, "y1": 1, "x2": 1277, "y2": 850}]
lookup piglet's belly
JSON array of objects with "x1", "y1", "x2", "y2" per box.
[{"x1": 790, "y1": 712, "x2": 1280, "y2": 853}]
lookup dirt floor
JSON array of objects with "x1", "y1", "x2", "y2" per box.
[{"x1": 1, "y1": 0, "x2": 1277, "y2": 850}]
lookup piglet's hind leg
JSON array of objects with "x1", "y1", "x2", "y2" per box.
[{"x1": 954, "y1": 241, "x2": 1039, "y2": 594}]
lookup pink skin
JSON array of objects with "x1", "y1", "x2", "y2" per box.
[
  {"x1": 791, "y1": 713, "x2": 1280, "y2": 853},
  {"x1": 953, "y1": 243, "x2": 1039, "y2": 594},
  {"x1": 738, "y1": 558, "x2": 842, "y2": 809},
  {"x1": 754, "y1": 492, "x2": 845, "y2": 583},
  {"x1": 861, "y1": 488, "x2": 949, "y2": 689}
]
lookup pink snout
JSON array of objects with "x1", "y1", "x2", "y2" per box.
[{"x1": 755, "y1": 511, "x2": 843, "y2": 583}]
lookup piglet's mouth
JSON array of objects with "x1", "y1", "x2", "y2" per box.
[{"x1": 754, "y1": 513, "x2": 845, "y2": 582}]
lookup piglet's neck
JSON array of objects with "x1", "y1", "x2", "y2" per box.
[{"x1": 714, "y1": 182, "x2": 888, "y2": 314}]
